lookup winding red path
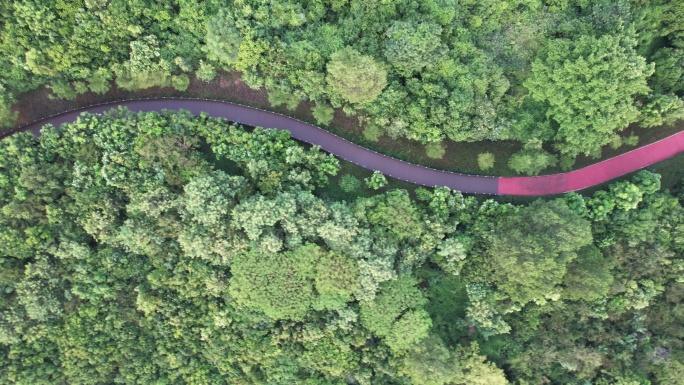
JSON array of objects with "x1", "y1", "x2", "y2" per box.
[
  {"x1": 499, "y1": 132, "x2": 684, "y2": 195},
  {"x1": 5, "y1": 98, "x2": 684, "y2": 196}
]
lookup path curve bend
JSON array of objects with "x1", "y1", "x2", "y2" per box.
[{"x1": 5, "y1": 98, "x2": 684, "y2": 196}]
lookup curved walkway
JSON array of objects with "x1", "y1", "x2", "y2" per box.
[
  {"x1": 499, "y1": 132, "x2": 684, "y2": 195},
  {"x1": 5, "y1": 98, "x2": 684, "y2": 196}
]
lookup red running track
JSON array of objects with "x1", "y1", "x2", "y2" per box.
[
  {"x1": 498, "y1": 130, "x2": 684, "y2": 195},
  {"x1": 4, "y1": 98, "x2": 684, "y2": 196}
]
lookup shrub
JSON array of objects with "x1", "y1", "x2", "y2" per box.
[
  {"x1": 365, "y1": 171, "x2": 387, "y2": 190},
  {"x1": 312, "y1": 103, "x2": 334, "y2": 125},
  {"x1": 508, "y1": 149, "x2": 557, "y2": 175},
  {"x1": 171, "y1": 74, "x2": 190, "y2": 91},
  {"x1": 338, "y1": 174, "x2": 361, "y2": 193},
  {"x1": 425, "y1": 142, "x2": 446, "y2": 159},
  {"x1": 477, "y1": 152, "x2": 495, "y2": 170},
  {"x1": 196, "y1": 60, "x2": 217, "y2": 82},
  {"x1": 624, "y1": 134, "x2": 639, "y2": 147},
  {"x1": 608, "y1": 134, "x2": 622, "y2": 150},
  {"x1": 363, "y1": 124, "x2": 383, "y2": 142}
]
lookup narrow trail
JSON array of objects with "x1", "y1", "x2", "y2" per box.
[{"x1": 5, "y1": 98, "x2": 683, "y2": 196}]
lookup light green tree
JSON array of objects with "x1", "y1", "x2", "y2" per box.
[
  {"x1": 203, "y1": 11, "x2": 241, "y2": 69},
  {"x1": 171, "y1": 74, "x2": 190, "y2": 91},
  {"x1": 327, "y1": 48, "x2": 387, "y2": 104},
  {"x1": 358, "y1": 189, "x2": 423, "y2": 242},
  {"x1": 384, "y1": 309, "x2": 432, "y2": 352},
  {"x1": 360, "y1": 276, "x2": 427, "y2": 337},
  {"x1": 524, "y1": 34, "x2": 653, "y2": 158},
  {"x1": 400, "y1": 338, "x2": 509, "y2": 385},
  {"x1": 364, "y1": 171, "x2": 387, "y2": 190},
  {"x1": 87, "y1": 68, "x2": 112, "y2": 94},
  {"x1": 180, "y1": 171, "x2": 246, "y2": 227},
  {"x1": 312, "y1": 102, "x2": 335, "y2": 125},
  {"x1": 452, "y1": 342, "x2": 509, "y2": 385},
  {"x1": 313, "y1": 251, "x2": 360, "y2": 311},
  {"x1": 465, "y1": 283, "x2": 511, "y2": 338},
  {"x1": 228, "y1": 244, "x2": 319, "y2": 321},
  {"x1": 113, "y1": 35, "x2": 172, "y2": 90},
  {"x1": 609, "y1": 181, "x2": 644, "y2": 211},
  {"x1": 195, "y1": 60, "x2": 217, "y2": 82},
  {"x1": 400, "y1": 336, "x2": 454, "y2": 385}
]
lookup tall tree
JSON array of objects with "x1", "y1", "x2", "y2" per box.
[
  {"x1": 562, "y1": 245, "x2": 613, "y2": 302},
  {"x1": 524, "y1": 34, "x2": 653, "y2": 158},
  {"x1": 203, "y1": 10, "x2": 242, "y2": 69},
  {"x1": 326, "y1": 48, "x2": 387, "y2": 104},
  {"x1": 490, "y1": 199, "x2": 592, "y2": 304},
  {"x1": 384, "y1": 20, "x2": 443, "y2": 77}
]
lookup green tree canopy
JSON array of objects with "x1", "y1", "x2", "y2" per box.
[
  {"x1": 326, "y1": 48, "x2": 387, "y2": 104},
  {"x1": 228, "y1": 244, "x2": 319, "y2": 321},
  {"x1": 384, "y1": 20, "x2": 443, "y2": 77},
  {"x1": 490, "y1": 199, "x2": 593, "y2": 304},
  {"x1": 203, "y1": 10, "x2": 242, "y2": 69},
  {"x1": 524, "y1": 34, "x2": 653, "y2": 158},
  {"x1": 562, "y1": 245, "x2": 614, "y2": 302}
]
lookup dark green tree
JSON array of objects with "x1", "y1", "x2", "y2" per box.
[
  {"x1": 384, "y1": 20, "x2": 443, "y2": 77},
  {"x1": 562, "y1": 245, "x2": 613, "y2": 302}
]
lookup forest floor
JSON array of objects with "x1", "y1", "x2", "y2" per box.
[{"x1": 10, "y1": 71, "x2": 684, "y2": 194}]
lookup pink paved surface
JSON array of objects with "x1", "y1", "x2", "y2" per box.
[{"x1": 498, "y1": 130, "x2": 684, "y2": 195}]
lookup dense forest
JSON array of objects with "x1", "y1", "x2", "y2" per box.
[
  {"x1": 0, "y1": 109, "x2": 682, "y2": 384},
  {"x1": 1, "y1": 1, "x2": 684, "y2": 384},
  {"x1": 1, "y1": 0, "x2": 684, "y2": 173}
]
